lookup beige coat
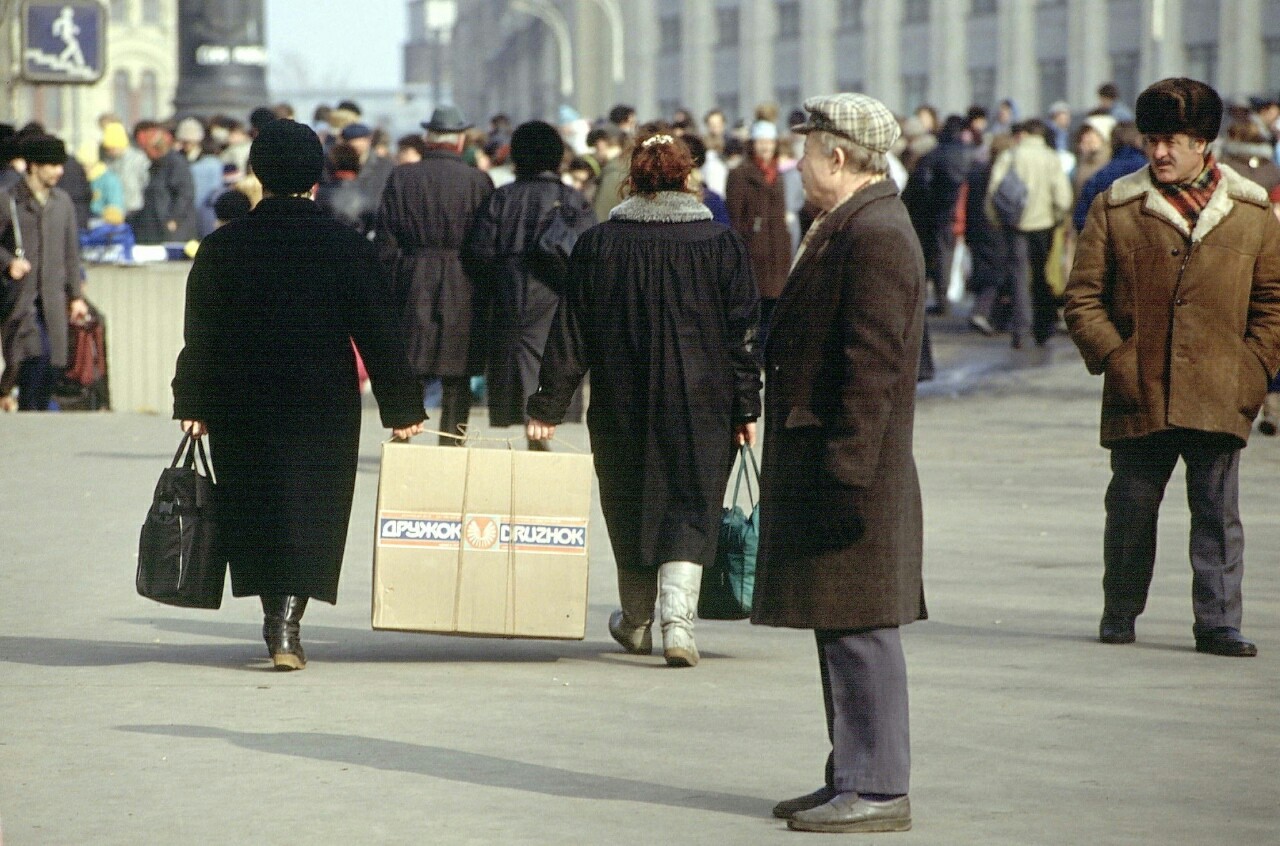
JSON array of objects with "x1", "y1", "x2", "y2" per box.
[
  {"x1": 1064, "y1": 163, "x2": 1280, "y2": 447},
  {"x1": 985, "y1": 134, "x2": 1073, "y2": 232}
]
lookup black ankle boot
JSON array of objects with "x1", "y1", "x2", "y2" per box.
[{"x1": 261, "y1": 594, "x2": 309, "y2": 670}]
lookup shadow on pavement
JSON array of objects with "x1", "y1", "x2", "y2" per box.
[{"x1": 117, "y1": 724, "x2": 771, "y2": 818}]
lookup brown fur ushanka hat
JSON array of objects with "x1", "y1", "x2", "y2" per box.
[{"x1": 1135, "y1": 77, "x2": 1223, "y2": 141}]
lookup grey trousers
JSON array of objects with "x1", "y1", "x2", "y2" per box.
[
  {"x1": 816, "y1": 626, "x2": 911, "y2": 795},
  {"x1": 1103, "y1": 430, "x2": 1244, "y2": 633}
]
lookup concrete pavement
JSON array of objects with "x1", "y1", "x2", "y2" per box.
[{"x1": 2, "y1": 320, "x2": 1278, "y2": 845}]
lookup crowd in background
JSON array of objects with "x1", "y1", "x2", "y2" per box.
[{"x1": 8, "y1": 80, "x2": 1280, "y2": 422}]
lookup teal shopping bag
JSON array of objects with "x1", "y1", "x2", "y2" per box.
[{"x1": 698, "y1": 445, "x2": 759, "y2": 620}]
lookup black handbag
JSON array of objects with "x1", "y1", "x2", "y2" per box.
[
  {"x1": 698, "y1": 445, "x2": 760, "y2": 621},
  {"x1": 526, "y1": 199, "x2": 592, "y2": 292},
  {"x1": 136, "y1": 433, "x2": 226, "y2": 609}
]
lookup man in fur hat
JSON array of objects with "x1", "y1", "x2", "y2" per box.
[
  {"x1": 0, "y1": 133, "x2": 88, "y2": 410},
  {"x1": 1065, "y1": 78, "x2": 1280, "y2": 657}
]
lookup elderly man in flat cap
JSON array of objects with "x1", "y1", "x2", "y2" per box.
[
  {"x1": 0, "y1": 132, "x2": 88, "y2": 410},
  {"x1": 752, "y1": 93, "x2": 926, "y2": 834},
  {"x1": 1066, "y1": 78, "x2": 1280, "y2": 658},
  {"x1": 376, "y1": 106, "x2": 493, "y2": 443}
]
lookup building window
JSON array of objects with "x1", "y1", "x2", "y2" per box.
[
  {"x1": 777, "y1": 1, "x2": 801, "y2": 40},
  {"x1": 838, "y1": 78, "x2": 865, "y2": 96},
  {"x1": 969, "y1": 67, "x2": 996, "y2": 110},
  {"x1": 1109, "y1": 51, "x2": 1139, "y2": 108},
  {"x1": 903, "y1": 0, "x2": 930, "y2": 24},
  {"x1": 659, "y1": 15, "x2": 681, "y2": 55},
  {"x1": 838, "y1": 0, "x2": 863, "y2": 33},
  {"x1": 716, "y1": 92, "x2": 740, "y2": 124},
  {"x1": 1267, "y1": 38, "x2": 1280, "y2": 94},
  {"x1": 1185, "y1": 44, "x2": 1218, "y2": 88},
  {"x1": 139, "y1": 70, "x2": 159, "y2": 120},
  {"x1": 971, "y1": 0, "x2": 997, "y2": 14},
  {"x1": 109, "y1": 0, "x2": 128, "y2": 24},
  {"x1": 142, "y1": 0, "x2": 161, "y2": 24},
  {"x1": 32, "y1": 85, "x2": 64, "y2": 130},
  {"x1": 112, "y1": 69, "x2": 134, "y2": 125},
  {"x1": 716, "y1": 7, "x2": 740, "y2": 48},
  {"x1": 659, "y1": 99, "x2": 681, "y2": 121},
  {"x1": 902, "y1": 74, "x2": 929, "y2": 111},
  {"x1": 1038, "y1": 58, "x2": 1067, "y2": 113},
  {"x1": 776, "y1": 86, "x2": 801, "y2": 116}
]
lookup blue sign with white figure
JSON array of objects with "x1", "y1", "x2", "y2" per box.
[{"x1": 22, "y1": 1, "x2": 106, "y2": 84}]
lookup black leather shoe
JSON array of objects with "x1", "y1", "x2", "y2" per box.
[
  {"x1": 1099, "y1": 613, "x2": 1136, "y2": 644},
  {"x1": 772, "y1": 786, "x2": 837, "y2": 820},
  {"x1": 1194, "y1": 628, "x2": 1257, "y2": 657}
]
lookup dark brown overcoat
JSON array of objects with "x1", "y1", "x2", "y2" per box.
[
  {"x1": 726, "y1": 158, "x2": 792, "y2": 299},
  {"x1": 1065, "y1": 163, "x2": 1280, "y2": 447},
  {"x1": 751, "y1": 180, "x2": 927, "y2": 631}
]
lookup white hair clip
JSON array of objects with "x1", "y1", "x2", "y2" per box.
[{"x1": 642, "y1": 134, "x2": 675, "y2": 148}]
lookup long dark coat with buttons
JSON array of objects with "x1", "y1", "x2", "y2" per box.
[
  {"x1": 375, "y1": 150, "x2": 494, "y2": 378},
  {"x1": 172, "y1": 197, "x2": 425, "y2": 603},
  {"x1": 528, "y1": 192, "x2": 761, "y2": 571},
  {"x1": 0, "y1": 181, "x2": 82, "y2": 385},
  {"x1": 751, "y1": 180, "x2": 927, "y2": 630}
]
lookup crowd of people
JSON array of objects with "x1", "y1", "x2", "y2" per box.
[{"x1": 4, "y1": 73, "x2": 1280, "y2": 834}]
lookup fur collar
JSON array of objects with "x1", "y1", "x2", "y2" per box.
[
  {"x1": 1107, "y1": 162, "x2": 1268, "y2": 240},
  {"x1": 609, "y1": 191, "x2": 712, "y2": 223}
]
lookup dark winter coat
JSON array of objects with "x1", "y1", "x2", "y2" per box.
[
  {"x1": 463, "y1": 173, "x2": 595, "y2": 427},
  {"x1": 726, "y1": 158, "x2": 792, "y2": 299},
  {"x1": 171, "y1": 197, "x2": 425, "y2": 603},
  {"x1": 1219, "y1": 140, "x2": 1280, "y2": 193},
  {"x1": 751, "y1": 180, "x2": 927, "y2": 630},
  {"x1": 528, "y1": 191, "x2": 761, "y2": 570},
  {"x1": 58, "y1": 158, "x2": 93, "y2": 231},
  {"x1": 0, "y1": 181, "x2": 82, "y2": 381},
  {"x1": 902, "y1": 138, "x2": 971, "y2": 239},
  {"x1": 131, "y1": 151, "x2": 197, "y2": 244},
  {"x1": 375, "y1": 150, "x2": 494, "y2": 378},
  {"x1": 1065, "y1": 164, "x2": 1280, "y2": 448},
  {"x1": 964, "y1": 158, "x2": 1014, "y2": 295},
  {"x1": 1073, "y1": 146, "x2": 1147, "y2": 233}
]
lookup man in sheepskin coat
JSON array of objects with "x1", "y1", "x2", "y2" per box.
[{"x1": 1065, "y1": 78, "x2": 1280, "y2": 657}]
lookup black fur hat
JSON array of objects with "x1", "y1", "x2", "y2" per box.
[
  {"x1": 21, "y1": 133, "x2": 67, "y2": 165},
  {"x1": 1135, "y1": 78, "x2": 1223, "y2": 141},
  {"x1": 510, "y1": 120, "x2": 565, "y2": 178},
  {"x1": 249, "y1": 119, "x2": 323, "y2": 195}
]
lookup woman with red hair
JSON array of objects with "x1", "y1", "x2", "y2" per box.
[{"x1": 527, "y1": 133, "x2": 762, "y2": 667}]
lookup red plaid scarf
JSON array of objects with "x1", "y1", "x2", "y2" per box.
[{"x1": 1154, "y1": 154, "x2": 1221, "y2": 228}]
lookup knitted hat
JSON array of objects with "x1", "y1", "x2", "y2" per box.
[
  {"x1": 341, "y1": 122, "x2": 372, "y2": 141},
  {"x1": 101, "y1": 122, "x2": 129, "y2": 151},
  {"x1": 750, "y1": 120, "x2": 778, "y2": 141},
  {"x1": 1135, "y1": 78, "x2": 1223, "y2": 141},
  {"x1": 175, "y1": 117, "x2": 205, "y2": 144},
  {"x1": 248, "y1": 119, "x2": 323, "y2": 195}
]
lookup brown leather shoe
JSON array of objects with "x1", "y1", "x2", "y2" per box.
[
  {"x1": 772, "y1": 786, "x2": 837, "y2": 820},
  {"x1": 787, "y1": 793, "x2": 911, "y2": 833}
]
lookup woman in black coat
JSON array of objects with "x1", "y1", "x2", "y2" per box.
[
  {"x1": 527, "y1": 133, "x2": 761, "y2": 667},
  {"x1": 463, "y1": 121, "x2": 594, "y2": 439},
  {"x1": 172, "y1": 120, "x2": 425, "y2": 671}
]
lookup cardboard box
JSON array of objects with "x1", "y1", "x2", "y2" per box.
[{"x1": 372, "y1": 442, "x2": 593, "y2": 639}]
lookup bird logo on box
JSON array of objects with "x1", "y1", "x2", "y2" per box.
[{"x1": 464, "y1": 516, "x2": 500, "y2": 551}]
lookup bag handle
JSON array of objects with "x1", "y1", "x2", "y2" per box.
[
  {"x1": 731, "y1": 443, "x2": 761, "y2": 509},
  {"x1": 173, "y1": 432, "x2": 217, "y2": 483}
]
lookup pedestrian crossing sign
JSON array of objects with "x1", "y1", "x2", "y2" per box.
[{"x1": 22, "y1": 1, "x2": 107, "y2": 84}]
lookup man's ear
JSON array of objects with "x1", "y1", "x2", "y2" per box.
[{"x1": 830, "y1": 146, "x2": 846, "y2": 173}]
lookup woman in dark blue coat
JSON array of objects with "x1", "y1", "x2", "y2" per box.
[
  {"x1": 172, "y1": 120, "x2": 425, "y2": 670},
  {"x1": 527, "y1": 133, "x2": 761, "y2": 667}
]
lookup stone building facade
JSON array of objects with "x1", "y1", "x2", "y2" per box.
[{"x1": 452, "y1": 0, "x2": 1280, "y2": 126}]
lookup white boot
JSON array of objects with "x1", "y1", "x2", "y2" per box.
[
  {"x1": 609, "y1": 566, "x2": 657, "y2": 655},
  {"x1": 658, "y1": 560, "x2": 702, "y2": 667}
]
